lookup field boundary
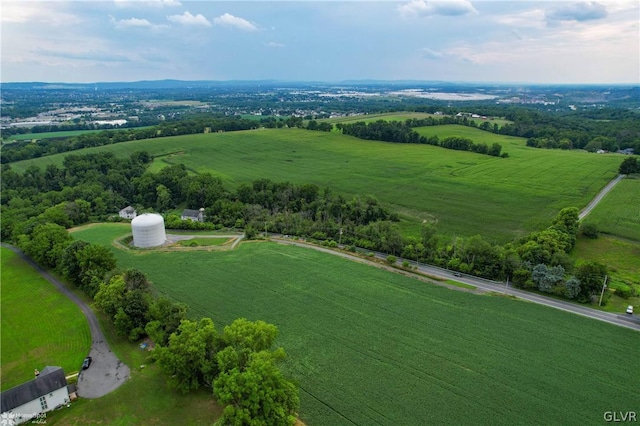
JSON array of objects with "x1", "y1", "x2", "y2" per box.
[{"x1": 579, "y1": 174, "x2": 624, "y2": 220}]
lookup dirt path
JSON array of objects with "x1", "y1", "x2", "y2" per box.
[
  {"x1": 579, "y1": 174, "x2": 624, "y2": 220},
  {"x1": 1, "y1": 243, "x2": 130, "y2": 398}
]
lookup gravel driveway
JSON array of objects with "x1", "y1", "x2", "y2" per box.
[{"x1": 2, "y1": 244, "x2": 130, "y2": 398}]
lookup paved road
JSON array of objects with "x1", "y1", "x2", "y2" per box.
[
  {"x1": 2, "y1": 244, "x2": 130, "y2": 398},
  {"x1": 579, "y1": 174, "x2": 625, "y2": 220},
  {"x1": 273, "y1": 238, "x2": 640, "y2": 331}
]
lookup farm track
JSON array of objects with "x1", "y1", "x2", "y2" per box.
[
  {"x1": 579, "y1": 174, "x2": 625, "y2": 220},
  {"x1": 1, "y1": 243, "x2": 130, "y2": 398}
]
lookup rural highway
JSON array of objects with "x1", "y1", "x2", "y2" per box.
[
  {"x1": 1, "y1": 244, "x2": 130, "y2": 398},
  {"x1": 579, "y1": 174, "x2": 625, "y2": 220},
  {"x1": 272, "y1": 238, "x2": 640, "y2": 331}
]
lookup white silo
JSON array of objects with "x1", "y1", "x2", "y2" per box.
[{"x1": 131, "y1": 213, "x2": 166, "y2": 248}]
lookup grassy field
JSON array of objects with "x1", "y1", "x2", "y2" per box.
[
  {"x1": 321, "y1": 111, "x2": 512, "y2": 127},
  {"x1": 571, "y1": 235, "x2": 640, "y2": 313},
  {"x1": 6, "y1": 129, "x2": 109, "y2": 142},
  {"x1": 581, "y1": 177, "x2": 640, "y2": 241},
  {"x1": 70, "y1": 224, "x2": 640, "y2": 426},
  {"x1": 0, "y1": 247, "x2": 92, "y2": 391},
  {"x1": 176, "y1": 237, "x2": 231, "y2": 247},
  {"x1": 11, "y1": 127, "x2": 624, "y2": 242},
  {"x1": 5, "y1": 126, "x2": 154, "y2": 142}
]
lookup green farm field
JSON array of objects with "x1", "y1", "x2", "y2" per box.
[
  {"x1": 5, "y1": 126, "x2": 154, "y2": 142},
  {"x1": 69, "y1": 224, "x2": 640, "y2": 426},
  {"x1": 322, "y1": 111, "x2": 512, "y2": 127},
  {"x1": 581, "y1": 177, "x2": 640, "y2": 241},
  {"x1": 0, "y1": 247, "x2": 92, "y2": 391},
  {"x1": 12, "y1": 126, "x2": 624, "y2": 242},
  {"x1": 6, "y1": 129, "x2": 109, "y2": 142}
]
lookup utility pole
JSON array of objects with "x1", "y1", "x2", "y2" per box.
[
  {"x1": 338, "y1": 228, "x2": 343, "y2": 246},
  {"x1": 598, "y1": 275, "x2": 608, "y2": 306},
  {"x1": 505, "y1": 276, "x2": 509, "y2": 294},
  {"x1": 264, "y1": 221, "x2": 268, "y2": 238}
]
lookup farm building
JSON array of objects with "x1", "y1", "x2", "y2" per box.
[
  {"x1": 181, "y1": 208, "x2": 205, "y2": 222},
  {"x1": 119, "y1": 206, "x2": 137, "y2": 219},
  {"x1": 131, "y1": 213, "x2": 166, "y2": 248},
  {"x1": 0, "y1": 366, "x2": 70, "y2": 425}
]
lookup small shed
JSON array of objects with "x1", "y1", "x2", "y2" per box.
[{"x1": 119, "y1": 206, "x2": 137, "y2": 219}]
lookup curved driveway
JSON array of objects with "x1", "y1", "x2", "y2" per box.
[{"x1": 2, "y1": 244, "x2": 130, "y2": 398}]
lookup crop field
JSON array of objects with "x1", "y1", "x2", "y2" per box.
[
  {"x1": 5, "y1": 126, "x2": 155, "y2": 142},
  {"x1": 322, "y1": 112, "x2": 512, "y2": 127},
  {"x1": 581, "y1": 178, "x2": 640, "y2": 241},
  {"x1": 0, "y1": 247, "x2": 92, "y2": 391},
  {"x1": 68, "y1": 225, "x2": 639, "y2": 425},
  {"x1": 6, "y1": 129, "x2": 109, "y2": 142},
  {"x1": 12, "y1": 127, "x2": 623, "y2": 242}
]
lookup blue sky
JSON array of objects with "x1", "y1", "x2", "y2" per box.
[{"x1": 2, "y1": 1, "x2": 638, "y2": 83}]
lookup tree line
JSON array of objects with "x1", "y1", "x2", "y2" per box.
[
  {"x1": 405, "y1": 106, "x2": 640, "y2": 153},
  {"x1": 335, "y1": 120, "x2": 506, "y2": 157},
  {"x1": 1, "y1": 116, "x2": 261, "y2": 163}
]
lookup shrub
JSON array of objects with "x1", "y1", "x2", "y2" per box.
[
  {"x1": 581, "y1": 223, "x2": 598, "y2": 239},
  {"x1": 614, "y1": 284, "x2": 633, "y2": 299},
  {"x1": 386, "y1": 255, "x2": 397, "y2": 265}
]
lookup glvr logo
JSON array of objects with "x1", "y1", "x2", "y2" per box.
[{"x1": 604, "y1": 412, "x2": 638, "y2": 423}]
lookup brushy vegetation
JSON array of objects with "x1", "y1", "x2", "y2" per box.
[
  {"x1": 10, "y1": 127, "x2": 624, "y2": 242},
  {"x1": 571, "y1": 235, "x2": 640, "y2": 313},
  {"x1": 68, "y1": 227, "x2": 640, "y2": 425},
  {"x1": 0, "y1": 247, "x2": 91, "y2": 391}
]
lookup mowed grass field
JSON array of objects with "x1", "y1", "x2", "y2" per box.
[
  {"x1": 0, "y1": 247, "x2": 92, "y2": 390},
  {"x1": 581, "y1": 177, "x2": 640, "y2": 241},
  {"x1": 12, "y1": 126, "x2": 623, "y2": 242},
  {"x1": 71, "y1": 225, "x2": 640, "y2": 426}
]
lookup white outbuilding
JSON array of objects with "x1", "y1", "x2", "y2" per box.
[{"x1": 131, "y1": 213, "x2": 166, "y2": 248}]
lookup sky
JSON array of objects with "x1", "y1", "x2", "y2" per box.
[{"x1": 1, "y1": 0, "x2": 639, "y2": 84}]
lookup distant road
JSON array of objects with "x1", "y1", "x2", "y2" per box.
[
  {"x1": 579, "y1": 174, "x2": 624, "y2": 220},
  {"x1": 272, "y1": 238, "x2": 640, "y2": 331}
]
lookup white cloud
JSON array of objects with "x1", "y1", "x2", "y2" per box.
[
  {"x1": 266, "y1": 41, "x2": 285, "y2": 48},
  {"x1": 112, "y1": 16, "x2": 153, "y2": 28},
  {"x1": 114, "y1": 0, "x2": 181, "y2": 8},
  {"x1": 399, "y1": 0, "x2": 478, "y2": 17},
  {"x1": 546, "y1": 2, "x2": 608, "y2": 22},
  {"x1": 1, "y1": 2, "x2": 80, "y2": 25},
  {"x1": 110, "y1": 15, "x2": 167, "y2": 30},
  {"x1": 420, "y1": 47, "x2": 443, "y2": 59},
  {"x1": 167, "y1": 11, "x2": 212, "y2": 27},
  {"x1": 213, "y1": 13, "x2": 258, "y2": 31},
  {"x1": 35, "y1": 48, "x2": 132, "y2": 63},
  {"x1": 494, "y1": 9, "x2": 546, "y2": 30}
]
